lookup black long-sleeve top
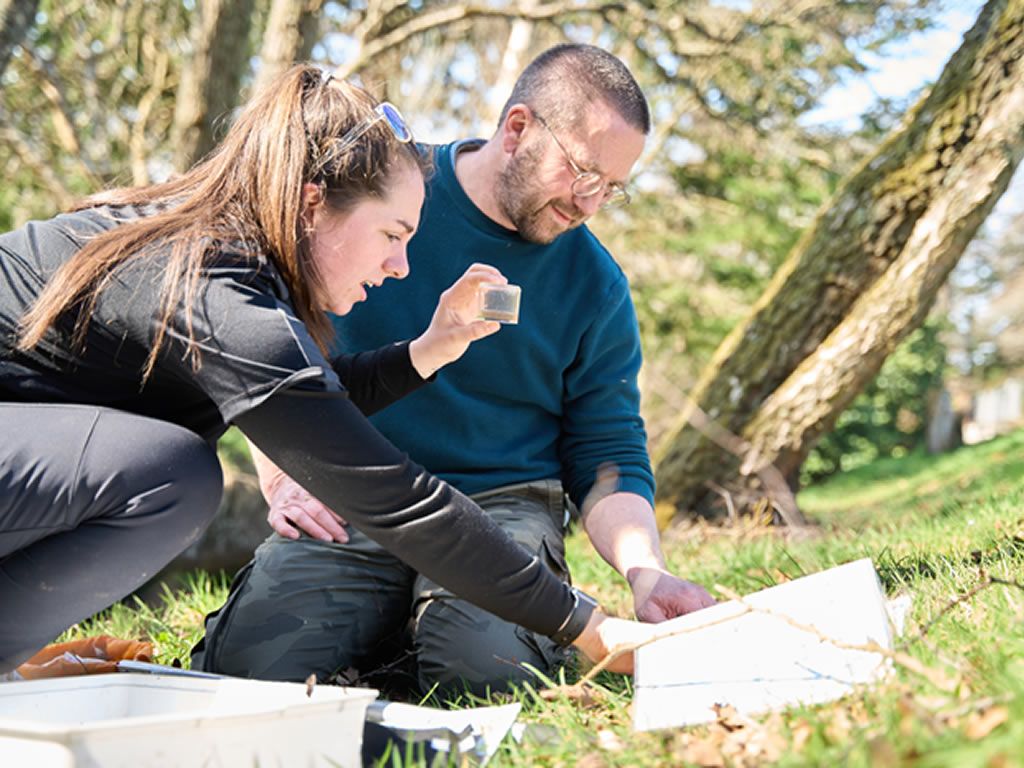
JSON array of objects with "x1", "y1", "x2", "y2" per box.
[{"x1": 0, "y1": 205, "x2": 576, "y2": 637}]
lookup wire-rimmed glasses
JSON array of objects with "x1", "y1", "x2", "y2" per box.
[{"x1": 533, "y1": 113, "x2": 631, "y2": 208}]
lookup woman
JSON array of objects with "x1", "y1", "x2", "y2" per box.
[{"x1": 0, "y1": 65, "x2": 651, "y2": 674}]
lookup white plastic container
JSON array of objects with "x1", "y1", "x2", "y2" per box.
[{"x1": 0, "y1": 673, "x2": 378, "y2": 767}]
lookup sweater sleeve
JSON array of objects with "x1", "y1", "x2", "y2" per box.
[
  {"x1": 330, "y1": 341, "x2": 431, "y2": 416},
  {"x1": 232, "y1": 387, "x2": 577, "y2": 636},
  {"x1": 559, "y1": 274, "x2": 655, "y2": 509}
]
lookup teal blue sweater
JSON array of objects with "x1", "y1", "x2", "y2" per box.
[{"x1": 332, "y1": 140, "x2": 654, "y2": 508}]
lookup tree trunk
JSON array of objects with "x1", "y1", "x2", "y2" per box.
[
  {"x1": 654, "y1": 0, "x2": 1024, "y2": 516},
  {"x1": 482, "y1": 8, "x2": 538, "y2": 128},
  {"x1": 252, "y1": 0, "x2": 323, "y2": 96},
  {"x1": 0, "y1": 0, "x2": 37, "y2": 78},
  {"x1": 172, "y1": 0, "x2": 258, "y2": 172}
]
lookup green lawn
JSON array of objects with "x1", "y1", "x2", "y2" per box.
[{"x1": 59, "y1": 430, "x2": 1024, "y2": 766}]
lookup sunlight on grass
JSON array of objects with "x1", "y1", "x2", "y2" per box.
[{"x1": 52, "y1": 430, "x2": 1024, "y2": 766}]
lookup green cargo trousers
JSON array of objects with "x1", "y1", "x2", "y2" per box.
[{"x1": 191, "y1": 481, "x2": 572, "y2": 698}]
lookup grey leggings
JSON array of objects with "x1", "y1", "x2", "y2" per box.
[{"x1": 0, "y1": 403, "x2": 223, "y2": 672}]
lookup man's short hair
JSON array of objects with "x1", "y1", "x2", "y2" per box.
[{"x1": 498, "y1": 43, "x2": 651, "y2": 135}]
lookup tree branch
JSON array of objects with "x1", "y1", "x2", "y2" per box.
[
  {"x1": 0, "y1": 121, "x2": 74, "y2": 209},
  {"x1": 335, "y1": 0, "x2": 626, "y2": 79},
  {"x1": 131, "y1": 38, "x2": 170, "y2": 186}
]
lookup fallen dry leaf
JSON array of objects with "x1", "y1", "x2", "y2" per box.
[
  {"x1": 712, "y1": 703, "x2": 750, "y2": 732},
  {"x1": 682, "y1": 738, "x2": 725, "y2": 767},
  {"x1": 791, "y1": 719, "x2": 814, "y2": 751},
  {"x1": 897, "y1": 695, "x2": 917, "y2": 737},
  {"x1": 576, "y1": 752, "x2": 609, "y2": 768},
  {"x1": 965, "y1": 706, "x2": 1009, "y2": 740},
  {"x1": 538, "y1": 683, "x2": 604, "y2": 709},
  {"x1": 868, "y1": 736, "x2": 899, "y2": 767},
  {"x1": 596, "y1": 729, "x2": 625, "y2": 752},
  {"x1": 825, "y1": 710, "x2": 852, "y2": 743}
]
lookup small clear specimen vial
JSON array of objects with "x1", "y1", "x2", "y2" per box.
[{"x1": 479, "y1": 283, "x2": 521, "y2": 324}]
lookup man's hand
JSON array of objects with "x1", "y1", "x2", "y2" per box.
[
  {"x1": 408, "y1": 263, "x2": 505, "y2": 378},
  {"x1": 627, "y1": 566, "x2": 716, "y2": 623},
  {"x1": 266, "y1": 475, "x2": 350, "y2": 543}
]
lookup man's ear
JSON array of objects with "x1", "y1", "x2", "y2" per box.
[{"x1": 500, "y1": 104, "x2": 531, "y2": 155}]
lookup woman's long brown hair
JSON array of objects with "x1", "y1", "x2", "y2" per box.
[{"x1": 17, "y1": 64, "x2": 427, "y2": 379}]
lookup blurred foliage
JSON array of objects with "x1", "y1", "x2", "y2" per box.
[
  {"x1": 1, "y1": 0, "x2": 955, "y2": 467},
  {"x1": 802, "y1": 321, "x2": 949, "y2": 483},
  {"x1": 217, "y1": 427, "x2": 255, "y2": 474}
]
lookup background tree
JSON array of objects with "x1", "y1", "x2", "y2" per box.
[
  {"x1": 0, "y1": 0, "x2": 38, "y2": 78},
  {"x1": 0, "y1": 0, "x2": 192, "y2": 228},
  {"x1": 172, "y1": 0, "x2": 261, "y2": 172},
  {"x1": 252, "y1": 0, "x2": 322, "y2": 95},
  {"x1": 3, "y1": 0, "x2": 983, "y2": 543},
  {"x1": 654, "y1": 0, "x2": 1024, "y2": 519}
]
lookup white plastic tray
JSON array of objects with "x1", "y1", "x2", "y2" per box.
[{"x1": 0, "y1": 673, "x2": 378, "y2": 767}]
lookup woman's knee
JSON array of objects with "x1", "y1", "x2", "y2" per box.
[{"x1": 168, "y1": 429, "x2": 224, "y2": 524}]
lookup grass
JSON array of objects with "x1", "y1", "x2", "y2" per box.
[{"x1": 55, "y1": 430, "x2": 1024, "y2": 766}]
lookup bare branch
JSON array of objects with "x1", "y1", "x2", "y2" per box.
[
  {"x1": 335, "y1": 0, "x2": 626, "y2": 79},
  {"x1": 681, "y1": 396, "x2": 807, "y2": 526},
  {"x1": 0, "y1": 123, "x2": 74, "y2": 209}
]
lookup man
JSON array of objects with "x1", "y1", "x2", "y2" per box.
[{"x1": 194, "y1": 43, "x2": 714, "y2": 696}]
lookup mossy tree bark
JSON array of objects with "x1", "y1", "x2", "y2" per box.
[
  {"x1": 172, "y1": 0, "x2": 258, "y2": 172},
  {"x1": 252, "y1": 0, "x2": 323, "y2": 95},
  {"x1": 654, "y1": 0, "x2": 1024, "y2": 518}
]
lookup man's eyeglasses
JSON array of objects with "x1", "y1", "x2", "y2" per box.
[
  {"x1": 533, "y1": 113, "x2": 631, "y2": 208},
  {"x1": 331, "y1": 102, "x2": 413, "y2": 155}
]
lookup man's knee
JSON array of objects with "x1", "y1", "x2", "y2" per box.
[
  {"x1": 414, "y1": 596, "x2": 569, "y2": 698},
  {"x1": 195, "y1": 534, "x2": 412, "y2": 681},
  {"x1": 193, "y1": 545, "x2": 333, "y2": 681}
]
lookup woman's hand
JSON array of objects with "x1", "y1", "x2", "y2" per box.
[
  {"x1": 408, "y1": 263, "x2": 506, "y2": 378},
  {"x1": 266, "y1": 474, "x2": 350, "y2": 543},
  {"x1": 571, "y1": 611, "x2": 664, "y2": 674}
]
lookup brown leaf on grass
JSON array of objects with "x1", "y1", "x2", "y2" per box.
[
  {"x1": 868, "y1": 736, "x2": 899, "y2": 767},
  {"x1": 538, "y1": 683, "x2": 604, "y2": 709},
  {"x1": 712, "y1": 703, "x2": 750, "y2": 731},
  {"x1": 965, "y1": 706, "x2": 1009, "y2": 740},
  {"x1": 848, "y1": 699, "x2": 871, "y2": 726},
  {"x1": 725, "y1": 727, "x2": 785, "y2": 764},
  {"x1": 897, "y1": 694, "x2": 917, "y2": 736},
  {"x1": 825, "y1": 710, "x2": 852, "y2": 743},
  {"x1": 701, "y1": 705, "x2": 786, "y2": 765},
  {"x1": 596, "y1": 729, "x2": 625, "y2": 752},
  {"x1": 576, "y1": 752, "x2": 610, "y2": 768},
  {"x1": 790, "y1": 719, "x2": 814, "y2": 751},
  {"x1": 681, "y1": 737, "x2": 725, "y2": 767}
]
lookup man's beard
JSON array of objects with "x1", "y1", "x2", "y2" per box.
[{"x1": 496, "y1": 143, "x2": 584, "y2": 244}]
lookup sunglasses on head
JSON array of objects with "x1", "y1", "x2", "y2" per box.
[{"x1": 330, "y1": 102, "x2": 413, "y2": 155}]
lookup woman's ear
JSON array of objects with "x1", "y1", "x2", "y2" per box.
[
  {"x1": 300, "y1": 182, "x2": 323, "y2": 231},
  {"x1": 301, "y1": 182, "x2": 324, "y2": 210}
]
